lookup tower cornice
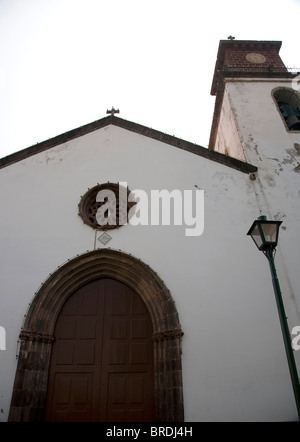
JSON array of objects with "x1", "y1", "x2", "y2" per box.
[{"x1": 210, "y1": 40, "x2": 289, "y2": 96}]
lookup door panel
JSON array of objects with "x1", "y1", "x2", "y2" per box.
[
  {"x1": 107, "y1": 372, "x2": 153, "y2": 422},
  {"x1": 49, "y1": 373, "x2": 94, "y2": 422},
  {"x1": 45, "y1": 278, "x2": 154, "y2": 422}
]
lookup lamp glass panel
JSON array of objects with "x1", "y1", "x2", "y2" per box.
[
  {"x1": 260, "y1": 222, "x2": 278, "y2": 245},
  {"x1": 250, "y1": 224, "x2": 264, "y2": 249}
]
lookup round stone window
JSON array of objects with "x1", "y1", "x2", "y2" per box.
[{"x1": 78, "y1": 183, "x2": 135, "y2": 230}]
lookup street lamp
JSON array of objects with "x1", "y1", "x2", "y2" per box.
[{"x1": 247, "y1": 215, "x2": 300, "y2": 420}]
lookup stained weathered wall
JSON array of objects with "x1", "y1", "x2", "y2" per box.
[{"x1": 0, "y1": 122, "x2": 299, "y2": 421}]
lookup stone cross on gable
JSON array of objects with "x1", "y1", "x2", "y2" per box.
[{"x1": 106, "y1": 107, "x2": 120, "y2": 116}]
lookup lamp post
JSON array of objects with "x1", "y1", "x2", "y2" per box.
[{"x1": 247, "y1": 215, "x2": 300, "y2": 420}]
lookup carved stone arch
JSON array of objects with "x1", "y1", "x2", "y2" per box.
[
  {"x1": 8, "y1": 249, "x2": 184, "y2": 422},
  {"x1": 272, "y1": 86, "x2": 300, "y2": 131}
]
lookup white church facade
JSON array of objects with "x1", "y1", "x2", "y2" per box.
[{"x1": 0, "y1": 39, "x2": 300, "y2": 422}]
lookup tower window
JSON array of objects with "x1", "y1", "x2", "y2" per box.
[{"x1": 273, "y1": 88, "x2": 300, "y2": 131}]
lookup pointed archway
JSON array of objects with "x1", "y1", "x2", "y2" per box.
[{"x1": 8, "y1": 249, "x2": 184, "y2": 422}]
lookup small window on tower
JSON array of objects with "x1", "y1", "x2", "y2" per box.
[{"x1": 273, "y1": 87, "x2": 300, "y2": 131}]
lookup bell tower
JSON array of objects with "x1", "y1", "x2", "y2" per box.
[{"x1": 208, "y1": 39, "x2": 300, "y2": 164}]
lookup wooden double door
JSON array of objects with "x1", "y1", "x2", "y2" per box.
[{"x1": 45, "y1": 278, "x2": 154, "y2": 422}]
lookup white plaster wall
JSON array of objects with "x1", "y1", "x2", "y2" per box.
[
  {"x1": 214, "y1": 84, "x2": 244, "y2": 160},
  {"x1": 220, "y1": 78, "x2": 300, "y2": 326},
  {"x1": 221, "y1": 78, "x2": 300, "y2": 165},
  {"x1": 0, "y1": 124, "x2": 299, "y2": 421},
  {"x1": 210, "y1": 77, "x2": 300, "y2": 420}
]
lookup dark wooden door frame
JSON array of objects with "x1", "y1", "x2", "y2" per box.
[{"x1": 8, "y1": 249, "x2": 184, "y2": 422}]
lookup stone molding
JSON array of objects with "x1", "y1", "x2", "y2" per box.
[
  {"x1": 9, "y1": 249, "x2": 184, "y2": 422},
  {"x1": 19, "y1": 330, "x2": 55, "y2": 344}
]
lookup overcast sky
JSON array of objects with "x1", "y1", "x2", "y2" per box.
[{"x1": 0, "y1": 0, "x2": 300, "y2": 158}]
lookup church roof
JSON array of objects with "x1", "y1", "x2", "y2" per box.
[{"x1": 0, "y1": 115, "x2": 257, "y2": 174}]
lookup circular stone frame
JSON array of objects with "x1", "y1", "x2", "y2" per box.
[{"x1": 78, "y1": 182, "x2": 135, "y2": 230}]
